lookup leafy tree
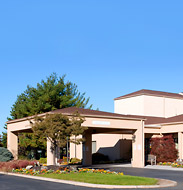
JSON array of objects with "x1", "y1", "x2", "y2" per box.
[
  {"x1": 31, "y1": 112, "x2": 86, "y2": 164},
  {"x1": 6, "y1": 73, "x2": 92, "y2": 158},
  {"x1": 150, "y1": 135, "x2": 178, "y2": 162}
]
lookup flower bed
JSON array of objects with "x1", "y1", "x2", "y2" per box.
[
  {"x1": 158, "y1": 162, "x2": 172, "y2": 166},
  {"x1": 12, "y1": 167, "x2": 124, "y2": 176},
  {"x1": 0, "y1": 160, "x2": 37, "y2": 172},
  {"x1": 12, "y1": 167, "x2": 158, "y2": 185},
  {"x1": 158, "y1": 161, "x2": 183, "y2": 168}
]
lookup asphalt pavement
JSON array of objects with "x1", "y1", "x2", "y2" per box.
[{"x1": 1, "y1": 165, "x2": 183, "y2": 190}]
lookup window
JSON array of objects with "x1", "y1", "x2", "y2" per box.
[{"x1": 92, "y1": 141, "x2": 96, "y2": 154}]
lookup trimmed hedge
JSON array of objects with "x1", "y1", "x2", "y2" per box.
[{"x1": 0, "y1": 147, "x2": 13, "y2": 162}]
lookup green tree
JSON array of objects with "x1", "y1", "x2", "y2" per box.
[
  {"x1": 10, "y1": 73, "x2": 91, "y2": 120},
  {"x1": 5, "y1": 73, "x2": 92, "y2": 158},
  {"x1": 31, "y1": 112, "x2": 86, "y2": 164},
  {"x1": 0, "y1": 135, "x2": 2, "y2": 147},
  {"x1": 0, "y1": 125, "x2": 7, "y2": 148},
  {"x1": 1, "y1": 132, "x2": 7, "y2": 148}
]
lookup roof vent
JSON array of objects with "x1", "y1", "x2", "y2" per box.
[{"x1": 179, "y1": 92, "x2": 183, "y2": 95}]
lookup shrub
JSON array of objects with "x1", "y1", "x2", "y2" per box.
[
  {"x1": 39, "y1": 158, "x2": 47, "y2": 164},
  {"x1": 0, "y1": 160, "x2": 37, "y2": 172},
  {"x1": 150, "y1": 135, "x2": 178, "y2": 162},
  {"x1": 58, "y1": 157, "x2": 69, "y2": 164},
  {"x1": 92, "y1": 153, "x2": 109, "y2": 164},
  {"x1": 69, "y1": 157, "x2": 81, "y2": 164},
  {"x1": 0, "y1": 147, "x2": 13, "y2": 162},
  {"x1": 58, "y1": 159, "x2": 64, "y2": 164}
]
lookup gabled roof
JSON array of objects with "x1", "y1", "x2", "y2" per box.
[
  {"x1": 7, "y1": 107, "x2": 145, "y2": 124},
  {"x1": 55, "y1": 108, "x2": 175, "y2": 125},
  {"x1": 7, "y1": 107, "x2": 183, "y2": 126},
  {"x1": 51, "y1": 107, "x2": 145, "y2": 120},
  {"x1": 114, "y1": 89, "x2": 183, "y2": 100}
]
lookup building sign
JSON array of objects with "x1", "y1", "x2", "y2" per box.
[{"x1": 92, "y1": 121, "x2": 110, "y2": 126}]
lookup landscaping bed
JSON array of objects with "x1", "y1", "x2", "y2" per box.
[
  {"x1": 159, "y1": 161, "x2": 183, "y2": 168},
  {"x1": 0, "y1": 159, "x2": 158, "y2": 186},
  {"x1": 12, "y1": 168, "x2": 158, "y2": 186},
  {"x1": 0, "y1": 160, "x2": 37, "y2": 172}
]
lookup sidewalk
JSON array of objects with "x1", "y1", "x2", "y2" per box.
[
  {"x1": 92, "y1": 163, "x2": 183, "y2": 171},
  {"x1": 144, "y1": 165, "x2": 183, "y2": 171}
]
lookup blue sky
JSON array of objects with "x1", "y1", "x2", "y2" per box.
[{"x1": 0, "y1": 1, "x2": 183, "y2": 133}]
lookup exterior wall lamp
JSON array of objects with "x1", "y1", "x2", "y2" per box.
[{"x1": 132, "y1": 134, "x2": 136, "y2": 143}]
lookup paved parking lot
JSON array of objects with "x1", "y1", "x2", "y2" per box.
[{"x1": 98, "y1": 165, "x2": 183, "y2": 190}]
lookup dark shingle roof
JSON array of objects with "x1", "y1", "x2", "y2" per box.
[
  {"x1": 146, "y1": 114, "x2": 183, "y2": 125},
  {"x1": 6, "y1": 107, "x2": 146, "y2": 124},
  {"x1": 114, "y1": 89, "x2": 183, "y2": 100},
  {"x1": 6, "y1": 107, "x2": 183, "y2": 126},
  {"x1": 51, "y1": 107, "x2": 169, "y2": 125},
  {"x1": 51, "y1": 107, "x2": 145, "y2": 120}
]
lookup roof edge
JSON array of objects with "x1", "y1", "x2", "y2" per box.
[
  {"x1": 114, "y1": 89, "x2": 183, "y2": 100},
  {"x1": 6, "y1": 111, "x2": 145, "y2": 124}
]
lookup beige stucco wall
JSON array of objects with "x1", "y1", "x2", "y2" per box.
[
  {"x1": 7, "y1": 120, "x2": 32, "y2": 160},
  {"x1": 7, "y1": 120, "x2": 32, "y2": 132},
  {"x1": 161, "y1": 123, "x2": 183, "y2": 134},
  {"x1": 114, "y1": 95, "x2": 144, "y2": 115},
  {"x1": 144, "y1": 127, "x2": 161, "y2": 134},
  {"x1": 115, "y1": 95, "x2": 183, "y2": 118},
  {"x1": 70, "y1": 134, "x2": 133, "y2": 161},
  {"x1": 7, "y1": 115, "x2": 144, "y2": 167},
  {"x1": 93, "y1": 134, "x2": 123, "y2": 160},
  {"x1": 144, "y1": 96, "x2": 183, "y2": 117},
  {"x1": 132, "y1": 120, "x2": 144, "y2": 167},
  {"x1": 70, "y1": 118, "x2": 144, "y2": 167},
  {"x1": 70, "y1": 135, "x2": 83, "y2": 160},
  {"x1": 144, "y1": 96, "x2": 165, "y2": 117},
  {"x1": 163, "y1": 98, "x2": 183, "y2": 117},
  {"x1": 82, "y1": 116, "x2": 143, "y2": 130}
]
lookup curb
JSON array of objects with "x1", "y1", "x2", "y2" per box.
[{"x1": 0, "y1": 172, "x2": 177, "y2": 189}]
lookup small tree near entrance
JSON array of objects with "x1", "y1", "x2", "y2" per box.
[
  {"x1": 31, "y1": 112, "x2": 86, "y2": 164},
  {"x1": 150, "y1": 135, "x2": 178, "y2": 162}
]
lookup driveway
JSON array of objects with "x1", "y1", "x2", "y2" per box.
[
  {"x1": 92, "y1": 164, "x2": 183, "y2": 189},
  {"x1": 0, "y1": 165, "x2": 183, "y2": 190}
]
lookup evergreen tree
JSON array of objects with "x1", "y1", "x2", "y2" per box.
[
  {"x1": 10, "y1": 73, "x2": 91, "y2": 120},
  {"x1": 0, "y1": 125, "x2": 7, "y2": 148},
  {"x1": 4, "y1": 73, "x2": 92, "y2": 158},
  {"x1": 0, "y1": 135, "x2": 2, "y2": 147}
]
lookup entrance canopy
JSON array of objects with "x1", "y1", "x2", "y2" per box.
[{"x1": 7, "y1": 107, "x2": 145, "y2": 168}]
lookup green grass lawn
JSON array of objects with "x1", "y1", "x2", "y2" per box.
[{"x1": 38, "y1": 173, "x2": 158, "y2": 185}]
